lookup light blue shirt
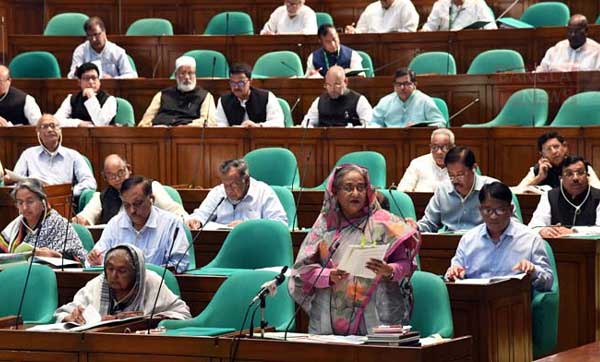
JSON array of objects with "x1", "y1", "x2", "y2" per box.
[
  {"x1": 417, "y1": 174, "x2": 500, "y2": 232},
  {"x1": 13, "y1": 145, "x2": 97, "y2": 197},
  {"x1": 188, "y1": 177, "x2": 288, "y2": 226},
  {"x1": 67, "y1": 40, "x2": 138, "y2": 79},
  {"x1": 449, "y1": 220, "x2": 554, "y2": 292},
  {"x1": 91, "y1": 206, "x2": 189, "y2": 272},
  {"x1": 370, "y1": 90, "x2": 446, "y2": 128}
]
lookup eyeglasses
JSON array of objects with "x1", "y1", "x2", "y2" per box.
[
  {"x1": 480, "y1": 207, "x2": 509, "y2": 216},
  {"x1": 81, "y1": 75, "x2": 99, "y2": 82},
  {"x1": 103, "y1": 168, "x2": 128, "y2": 181},
  {"x1": 393, "y1": 81, "x2": 413, "y2": 88},
  {"x1": 448, "y1": 173, "x2": 466, "y2": 181},
  {"x1": 122, "y1": 198, "x2": 148, "y2": 210},
  {"x1": 562, "y1": 170, "x2": 587, "y2": 178},
  {"x1": 228, "y1": 79, "x2": 248, "y2": 88},
  {"x1": 340, "y1": 183, "x2": 367, "y2": 193},
  {"x1": 430, "y1": 144, "x2": 451, "y2": 153},
  {"x1": 39, "y1": 123, "x2": 59, "y2": 130}
]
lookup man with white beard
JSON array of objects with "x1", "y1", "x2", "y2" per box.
[{"x1": 138, "y1": 56, "x2": 216, "y2": 127}]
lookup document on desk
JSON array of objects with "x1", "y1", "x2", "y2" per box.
[
  {"x1": 202, "y1": 221, "x2": 233, "y2": 231},
  {"x1": 454, "y1": 272, "x2": 526, "y2": 285},
  {"x1": 337, "y1": 244, "x2": 387, "y2": 279}
]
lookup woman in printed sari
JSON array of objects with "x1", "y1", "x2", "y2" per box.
[
  {"x1": 0, "y1": 178, "x2": 86, "y2": 261},
  {"x1": 55, "y1": 244, "x2": 191, "y2": 323},
  {"x1": 289, "y1": 164, "x2": 421, "y2": 335}
]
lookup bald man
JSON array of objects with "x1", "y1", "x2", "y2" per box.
[
  {"x1": 537, "y1": 14, "x2": 600, "y2": 72},
  {"x1": 73, "y1": 154, "x2": 188, "y2": 225},
  {"x1": 302, "y1": 66, "x2": 372, "y2": 127},
  {"x1": 0, "y1": 65, "x2": 42, "y2": 126}
]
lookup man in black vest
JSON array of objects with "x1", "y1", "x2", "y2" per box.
[
  {"x1": 139, "y1": 55, "x2": 216, "y2": 127},
  {"x1": 302, "y1": 65, "x2": 372, "y2": 127},
  {"x1": 214, "y1": 62, "x2": 284, "y2": 127},
  {"x1": 54, "y1": 62, "x2": 116, "y2": 127},
  {"x1": 529, "y1": 155, "x2": 600, "y2": 238},
  {"x1": 0, "y1": 65, "x2": 42, "y2": 126},
  {"x1": 305, "y1": 24, "x2": 365, "y2": 78}
]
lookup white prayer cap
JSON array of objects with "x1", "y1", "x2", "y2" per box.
[{"x1": 175, "y1": 56, "x2": 196, "y2": 71}]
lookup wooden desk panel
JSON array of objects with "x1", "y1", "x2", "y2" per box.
[{"x1": 535, "y1": 341, "x2": 600, "y2": 362}]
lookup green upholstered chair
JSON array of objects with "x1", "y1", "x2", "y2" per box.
[
  {"x1": 80, "y1": 155, "x2": 93, "y2": 175},
  {"x1": 244, "y1": 147, "x2": 300, "y2": 188},
  {"x1": 432, "y1": 97, "x2": 450, "y2": 127},
  {"x1": 357, "y1": 50, "x2": 374, "y2": 78},
  {"x1": 309, "y1": 151, "x2": 387, "y2": 190},
  {"x1": 9, "y1": 51, "x2": 61, "y2": 78},
  {"x1": 126, "y1": 18, "x2": 174, "y2": 35},
  {"x1": 114, "y1": 97, "x2": 135, "y2": 127},
  {"x1": 169, "y1": 50, "x2": 229, "y2": 79},
  {"x1": 409, "y1": 271, "x2": 454, "y2": 338},
  {"x1": 277, "y1": 97, "x2": 294, "y2": 127},
  {"x1": 77, "y1": 188, "x2": 95, "y2": 213},
  {"x1": 72, "y1": 223, "x2": 95, "y2": 252},
  {"x1": 162, "y1": 185, "x2": 183, "y2": 206},
  {"x1": 44, "y1": 12, "x2": 89, "y2": 35},
  {"x1": 377, "y1": 189, "x2": 417, "y2": 220},
  {"x1": 127, "y1": 55, "x2": 137, "y2": 73},
  {"x1": 550, "y1": 91, "x2": 600, "y2": 127},
  {"x1": 408, "y1": 52, "x2": 457, "y2": 75},
  {"x1": 316, "y1": 12, "x2": 334, "y2": 27},
  {"x1": 499, "y1": 2, "x2": 569, "y2": 28},
  {"x1": 160, "y1": 270, "x2": 295, "y2": 335},
  {"x1": 596, "y1": 14, "x2": 600, "y2": 25},
  {"x1": 511, "y1": 191, "x2": 524, "y2": 223},
  {"x1": 467, "y1": 49, "x2": 525, "y2": 75},
  {"x1": 462, "y1": 89, "x2": 549, "y2": 127},
  {"x1": 0, "y1": 264, "x2": 57, "y2": 324},
  {"x1": 532, "y1": 241, "x2": 559, "y2": 358},
  {"x1": 204, "y1": 11, "x2": 254, "y2": 35},
  {"x1": 187, "y1": 219, "x2": 293, "y2": 276},
  {"x1": 271, "y1": 185, "x2": 297, "y2": 229},
  {"x1": 146, "y1": 263, "x2": 181, "y2": 296},
  {"x1": 253, "y1": 51, "x2": 303, "y2": 78}
]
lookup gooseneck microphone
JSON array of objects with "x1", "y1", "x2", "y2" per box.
[
  {"x1": 250, "y1": 266, "x2": 288, "y2": 304},
  {"x1": 448, "y1": 98, "x2": 480, "y2": 121}
]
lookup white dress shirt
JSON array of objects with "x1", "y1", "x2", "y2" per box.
[
  {"x1": 355, "y1": 0, "x2": 419, "y2": 33},
  {"x1": 260, "y1": 5, "x2": 318, "y2": 35},
  {"x1": 54, "y1": 93, "x2": 117, "y2": 127},
  {"x1": 68, "y1": 40, "x2": 138, "y2": 79},
  {"x1": 537, "y1": 38, "x2": 600, "y2": 72},
  {"x1": 305, "y1": 50, "x2": 364, "y2": 78},
  {"x1": 421, "y1": 0, "x2": 497, "y2": 31},
  {"x1": 517, "y1": 165, "x2": 600, "y2": 189},
  {"x1": 398, "y1": 153, "x2": 449, "y2": 192},
  {"x1": 528, "y1": 191, "x2": 600, "y2": 229},
  {"x1": 215, "y1": 91, "x2": 284, "y2": 127},
  {"x1": 301, "y1": 92, "x2": 373, "y2": 127}
]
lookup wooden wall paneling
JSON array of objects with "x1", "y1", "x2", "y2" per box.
[
  {"x1": 380, "y1": 31, "x2": 450, "y2": 76},
  {"x1": 117, "y1": 36, "x2": 160, "y2": 79},
  {"x1": 159, "y1": 36, "x2": 227, "y2": 80},
  {"x1": 120, "y1": 0, "x2": 186, "y2": 35},
  {"x1": 321, "y1": 0, "x2": 367, "y2": 30},
  {"x1": 449, "y1": 128, "x2": 489, "y2": 174},
  {"x1": 564, "y1": 0, "x2": 600, "y2": 24},
  {"x1": 582, "y1": 128, "x2": 600, "y2": 178},
  {"x1": 6, "y1": 1, "x2": 43, "y2": 35}
]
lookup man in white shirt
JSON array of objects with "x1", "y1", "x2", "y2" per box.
[
  {"x1": 68, "y1": 17, "x2": 137, "y2": 79},
  {"x1": 215, "y1": 63, "x2": 284, "y2": 127},
  {"x1": 55, "y1": 62, "x2": 117, "y2": 127},
  {"x1": 0, "y1": 65, "x2": 42, "y2": 126},
  {"x1": 422, "y1": 0, "x2": 497, "y2": 31},
  {"x1": 261, "y1": 0, "x2": 318, "y2": 35},
  {"x1": 302, "y1": 66, "x2": 372, "y2": 127},
  {"x1": 398, "y1": 128, "x2": 454, "y2": 192},
  {"x1": 537, "y1": 14, "x2": 600, "y2": 72},
  {"x1": 305, "y1": 24, "x2": 364, "y2": 78},
  {"x1": 345, "y1": 0, "x2": 419, "y2": 33}
]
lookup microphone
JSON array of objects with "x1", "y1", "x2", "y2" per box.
[
  {"x1": 495, "y1": 0, "x2": 521, "y2": 23},
  {"x1": 288, "y1": 97, "x2": 301, "y2": 124},
  {"x1": 280, "y1": 61, "x2": 299, "y2": 78},
  {"x1": 250, "y1": 266, "x2": 288, "y2": 304},
  {"x1": 386, "y1": 183, "x2": 407, "y2": 221},
  {"x1": 152, "y1": 52, "x2": 163, "y2": 78},
  {"x1": 448, "y1": 98, "x2": 479, "y2": 121},
  {"x1": 60, "y1": 192, "x2": 74, "y2": 271},
  {"x1": 210, "y1": 56, "x2": 217, "y2": 79},
  {"x1": 531, "y1": 64, "x2": 538, "y2": 127}
]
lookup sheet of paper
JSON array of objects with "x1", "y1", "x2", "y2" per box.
[
  {"x1": 82, "y1": 305, "x2": 102, "y2": 324},
  {"x1": 454, "y1": 272, "x2": 526, "y2": 285},
  {"x1": 337, "y1": 244, "x2": 387, "y2": 279},
  {"x1": 262, "y1": 332, "x2": 366, "y2": 345},
  {"x1": 33, "y1": 256, "x2": 80, "y2": 267},
  {"x1": 86, "y1": 224, "x2": 107, "y2": 230},
  {"x1": 570, "y1": 226, "x2": 600, "y2": 236},
  {"x1": 202, "y1": 221, "x2": 232, "y2": 231}
]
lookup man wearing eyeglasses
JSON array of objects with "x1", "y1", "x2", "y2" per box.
[
  {"x1": 67, "y1": 17, "x2": 137, "y2": 79},
  {"x1": 55, "y1": 62, "x2": 116, "y2": 127},
  {"x1": 529, "y1": 155, "x2": 600, "y2": 238},
  {"x1": 4, "y1": 114, "x2": 96, "y2": 197},
  {"x1": 370, "y1": 68, "x2": 446, "y2": 127},
  {"x1": 215, "y1": 63, "x2": 284, "y2": 127},
  {"x1": 445, "y1": 182, "x2": 553, "y2": 292},
  {"x1": 261, "y1": 0, "x2": 318, "y2": 35},
  {"x1": 73, "y1": 154, "x2": 188, "y2": 226},
  {"x1": 398, "y1": 128, "x2": 454, "y2": 192}
]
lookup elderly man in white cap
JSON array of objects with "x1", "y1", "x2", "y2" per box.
[{"x1": 138, "y1": 55, "x2": 216, "y2": 127}]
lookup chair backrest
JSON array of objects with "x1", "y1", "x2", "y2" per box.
[
  {"x1": 204, "y1": 219, "x2": 293, "y2": 269},
  {"x1": 520, "y1": 2, "x2": 570, "y2": 27},
  {"x1": 127, "y1": 55, "x2": 137, "y2": 72},
  {"x1": 9, "y1": 51, "x2": 61, "y2": 78},
  {"x1": 126, "y1": 18, "x2": 174, "y2": 35},
  {"x1": 511, "y1": 191, "x2": 523, "y2": 223},
  {"x1": 162, "y1": 185, "x2": 184, "y2": 206},
  {"x1": 356, "y1": 50, "x2": 374, "y2": 78},
  {"x1": 271, "y1": 185, "x2": 297, "y2": 229},
  {"x1": 334, "y1": 151, "x2": 387, "y2": 189},
  {"x1": 467, "y1": 49, "x2": 525, "y2": 75},
  {"x1": 468, "y1": 88, "x2": 549, "y2": 127},
  {"x1": 253, "y1": 51, "x2": 303, "y2": 78},
  {"x1": 378, "y1": 189, "x2": 417, "y2": 220},
  {"x1": 114, "y1": 97, "x2": 136, "y2": 127},
  {"x1": 550, "y1": 91, "x2": 600, "y2": 127},
  {"x1": 170, "y1": 50, "x2": 229, "y2": 78},
  {"x1": 204, "y1": 11, "x2": 254, "y2": 35},
  {"x1": 277, "y1": 97, "x2": 294, "y2": 127},
  {"x1": 44, "y1": 12, "x2": 89, "y2": 35},
  {"x1": 80, "y1": 154, "x2": 93, "y2": 173},
  {"x1": 146, "y1": 264, "x2": 181, "y2": 296},
  {"x1": 77, "y1": 188, "x2": 96, "y2": 213},
  {"x1": 432, "y1": 97, "x2": 450, "y2": 126},
  {"x1": 316, "y1": 12, "x2": 334, "y2": 27},
  {"x1": 244, "y1": 147, "x2": 300, "y2": 187},
  {"x1": 72, "y1": 223, "x2": 95, "y2": 252},
  {"x1": 596, "y1": 14, "x2": 600, "y2": 25},
  {"x1": 408, "y1": 52, "x2": 457, "y2": 75},
  {"x1": 409, "y1": 271, "x2": 454, "y2": 338},
  {"x1": 532, "y1": 240, "x2": 560, "y2": 358},
  {"x1": 0, "y1": 264, "x2": 58, "y2": 324}
]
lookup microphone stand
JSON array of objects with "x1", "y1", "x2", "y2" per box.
[
  {"x1": 449, "y1": 98, "x2": 480, "y2": 122},
  {"x1": 60, "y1": 190, "x2": 74, "y2": 271},
  {"x1": 259, "y1": 295, "x2": 267, "y2": 338}
]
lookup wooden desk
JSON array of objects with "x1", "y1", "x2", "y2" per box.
[
  {"x1": 0, "y1": 184, "x2": 72, "y2": 230},
  {"x1": 535, "y1": 341, "x2": 600, "y2": 362}
]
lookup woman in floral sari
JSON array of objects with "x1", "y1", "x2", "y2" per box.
[{"x1": 289, "y1": 164, "x2": 421, "y2": 335}]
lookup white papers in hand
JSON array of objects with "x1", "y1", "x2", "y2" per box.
[{"x1": 337, "y1": 244, "x2": 387, "y2": 279}]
